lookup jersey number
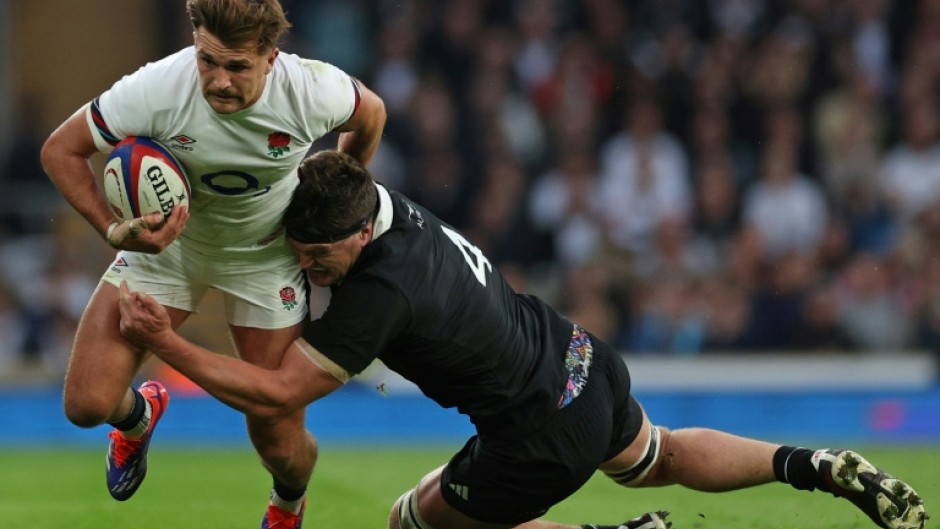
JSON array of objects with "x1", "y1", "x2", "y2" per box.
[{"x1": 441, "y1": 226, "x2": 493, "y2": 287}]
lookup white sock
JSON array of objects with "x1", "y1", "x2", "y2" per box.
[
  {"x1": 121, "y1": 398, "x2": 152, "y2": 440},
  {"x1": 271, "y1": 491, "x2": 305, "y2": 514}
]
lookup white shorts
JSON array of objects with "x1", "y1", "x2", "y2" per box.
[{"x1": 101, "y1": 239, "x2": 309, "y2": 329}]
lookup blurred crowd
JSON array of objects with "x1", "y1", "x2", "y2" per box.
[{"x1": 1, "y1": 0, "x2": 939, "y2": 379}]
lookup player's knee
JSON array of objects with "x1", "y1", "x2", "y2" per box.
[
  {"x1": 388, "y1": 494, "x2": 406, "y2": 529},
  {"x1": 604, "y1": 425, "x2": 671, "y2": 488},
  {"x1": 62, "y1": 389, "x2": 114, "y2": 428},
  {"x1": 389, "y1": 488, "x2": 436, "y2": 529}
]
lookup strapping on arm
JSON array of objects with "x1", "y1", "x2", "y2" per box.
[{"x1": 296, "y1": 340, "x2": 352, "y2": 383}]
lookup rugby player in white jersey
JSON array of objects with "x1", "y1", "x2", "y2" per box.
[{"x1": 40, "y1": 1, "x2": 385, "y2": 526}]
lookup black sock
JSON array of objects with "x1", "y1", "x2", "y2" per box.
[
  {"x1": 108, "y1": 389, "x2": 145, "y2": 431},
  {"x1": 773, "y1": 446, "x2": 830, "y2": 492},
  {"x1": 273, "y1": 480, "x2": 307, "y2": 502}
]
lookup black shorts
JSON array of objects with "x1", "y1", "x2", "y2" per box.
[{"x1": 440, "y1": 335, "x2": 643, "y2": 524}]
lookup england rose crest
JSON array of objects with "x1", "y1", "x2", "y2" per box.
[
  {"x1": 267, "y1": 132, "x2": 292, "y2": 158},
  {"x1": 279, "y1": 286, "x2": 298, "y2": 310}
]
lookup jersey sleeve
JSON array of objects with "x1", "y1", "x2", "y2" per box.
[
  {"x1": 301, "y1": 276, "x2": 410, "y2": 376},
  {"x1": 85, "y1": 50, "x2": 193, "y2": 153},
  {"x1": 84, "y1": 65, "x2": 157, "y2": 153},
  {"x1": 296, "y1": 59, "x2": 360, "y2": 131}
]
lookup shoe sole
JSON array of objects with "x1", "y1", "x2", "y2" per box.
[
  {"x1": 605, "y1": 511, "x2": 670, "y2": 529},
  {"x1": 830, "y1": 451, "x2": 928, "y2": 529},
  {"x1": 636, "y1": 511, "x2": 671, "y2": 529}
]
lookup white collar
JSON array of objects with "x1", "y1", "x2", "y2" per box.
[{"x1": 372, "y1": 183, "x2": 393, "y2": 240}]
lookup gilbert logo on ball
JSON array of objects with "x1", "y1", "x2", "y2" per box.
[{"x1": 103, "y1": 136, "x2": 191, "y2": 222}]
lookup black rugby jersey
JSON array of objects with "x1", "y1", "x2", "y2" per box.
[{"x1": 302, "y1": 185, "x2": 574, "y2": 436}]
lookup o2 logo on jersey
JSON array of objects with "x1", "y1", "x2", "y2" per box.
[
  {"x1": 441, "y1": 226, "x2": 492, "y2": 287},
  {"x1": 200, "y1": 170, "x2": 272, "y2": 197}
]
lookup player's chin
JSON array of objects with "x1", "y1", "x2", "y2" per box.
[
  {"x1": 206, "y1": 95, "x2": 243, "y2": 113},
  {"x1": 305, "y1": 270, "x2": 335, "y2": 287}
]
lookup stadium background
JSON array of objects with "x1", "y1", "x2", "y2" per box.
[{"x1": 0, "y1": 0, "x2": 937, "y2": 449}]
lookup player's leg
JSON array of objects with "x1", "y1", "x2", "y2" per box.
[
  {"x1": 64, "y1": 278, "x2": 190, "y2": 500},
  {"x1": 71, "y1": 244, "x2": 200, "y2": 428},
  {"x1": 63, "y1": 281, "x2": 152, "y2": 428},
  {"x1": 599, "y1": 412, "x2": 778, "y2": 490},
  {"x1": 213, "y1": 242, "x2": 311, "y2": 527},
  {"x1": 77, "y1": 246, "x2": 199, "y2": 500},
  {"x1": 600, "y1": 409, "x2": 928, "y2": 528},
  {"x1": 230, "y1": 322, "x2": 315, "y2": 529}
]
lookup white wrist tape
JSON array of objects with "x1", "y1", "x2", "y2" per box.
[
  {"x1": 105, "y1": 222, "x2": 121, "y2": 246},
  {"x1": 106, "y1": 221, "x2": 121, "y2": 248}
]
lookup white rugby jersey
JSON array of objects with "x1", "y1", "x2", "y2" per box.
[{"x1": 86, "y1": 47, "x2": 360, "y2": 255}]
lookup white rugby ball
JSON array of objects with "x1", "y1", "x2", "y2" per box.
[{"x1": 102, "y1": 136, "x2": 191, "y2": 222}]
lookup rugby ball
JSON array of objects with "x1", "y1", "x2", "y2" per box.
[{"x1": 102, "y1": 136, "x2": 191, "y2": 222}]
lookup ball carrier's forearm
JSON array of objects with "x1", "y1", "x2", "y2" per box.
[
  {"x1": 40, "y1": 105, "x2": 181, "y2": 251},
  {"x1": 40, "y1": 105, "x2": 116, "y2": 240},
  {"x1": 45, "y1": 154, "x2": 111, "y2": 237}
]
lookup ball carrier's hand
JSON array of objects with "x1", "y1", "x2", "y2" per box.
[{"x1": 106, "y1": 205, "x2": 190, "y2": 253}]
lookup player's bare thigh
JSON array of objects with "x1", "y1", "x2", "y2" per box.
[
  {"x1": 231, "y1": 322, "x2": 310, "y2": 477},
  {"x1": 63, "y1": 281, "x2": 190, "y2": 426},
  {"x1": 229, "y1": 322, "x2": 303, "y2": 368}
]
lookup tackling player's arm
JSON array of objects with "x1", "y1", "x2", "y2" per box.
[
  {"x1": 41, "y1": 104, "x2": 188, "y2": 252},
  {"x1": 334, "y1": 79, "x2": 386, "y2": 166},
  {"x1": 117, "y1": 281, "x2": 344, "y2": 418}
]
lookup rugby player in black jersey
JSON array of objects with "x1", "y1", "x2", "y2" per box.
[{"x1": 117, "y1": 150, "x2": 927, "y2": 529}]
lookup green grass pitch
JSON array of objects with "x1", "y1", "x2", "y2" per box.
[{"x1": 0, "y1": 445, "x2": 935, "y2": 528}]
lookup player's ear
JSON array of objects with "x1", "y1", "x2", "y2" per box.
[
  {"x1": 265, "y1": 47, "x2": 279, "y2": 73},
  {"x1": 360, "y1": 223, "x2": 373, "y2": 244}
]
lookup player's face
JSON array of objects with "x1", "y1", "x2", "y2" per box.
[
  {"x1": 289, "y1": 230, "x2": 370, "y2": 287},
  {"x1": 193, "y1": 28, "x2": 277, "y2": 114}
]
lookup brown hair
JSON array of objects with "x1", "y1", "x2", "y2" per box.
[
  {"x1": 186, "y1": 0, "x2": 291, "y2": 52},
  {"x1": 283, "y1": 151, "x2": 378, "y2": 243}
]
